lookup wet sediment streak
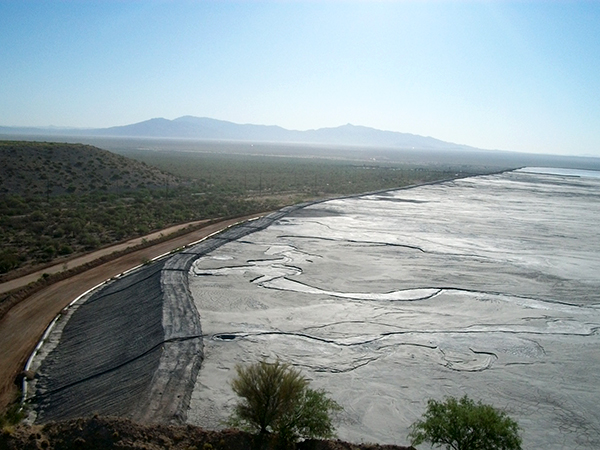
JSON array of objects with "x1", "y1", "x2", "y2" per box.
[{"x1": 27, "y1": 208, "x2": 308, "y2": 423}]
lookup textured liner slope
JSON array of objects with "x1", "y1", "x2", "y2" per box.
[
  {"x1": 30, "y1": 206, "x2": 311, "y2": 424},
  {"x1": 32, "y1": 262, "x2": 166, "y2": 422}
]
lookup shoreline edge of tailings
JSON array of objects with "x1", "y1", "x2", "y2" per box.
[
  {"x1": 25, "y1": 173, "x2": 491, "y2": 423},
  {"x1": 25, "y1": 205, "x2": 310, "y2": 423}
]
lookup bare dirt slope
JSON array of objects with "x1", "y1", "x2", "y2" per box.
[
  {"x1": 0, "y1": 415, "x2": 416, "y2": 450},
  {"x1": 0, "y1": 214, "x2": 264, "y2": 411}
]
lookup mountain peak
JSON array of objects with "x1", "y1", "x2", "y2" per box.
[{"x1": 0, "y1": 116, "x2": 474, "y2": 151}]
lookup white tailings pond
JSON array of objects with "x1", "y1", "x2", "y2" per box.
[{"x1": 187, "y1": 169, "x2": 600, "y2": 449}]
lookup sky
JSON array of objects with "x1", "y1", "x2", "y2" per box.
[{"x1": 1, "y1": 1, "x2": 599, "y2": 157}]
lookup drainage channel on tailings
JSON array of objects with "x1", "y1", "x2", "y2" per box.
[{"x1": 212, "y1": 333, "x2": 240, "y2": 341}]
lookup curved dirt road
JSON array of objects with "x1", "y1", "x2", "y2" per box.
[
  {"x1": 0, "y1": 220, "x2": 211, "y2": 295},
  {"x1": 0, "y1": 213, "x2": 265, "y2": 411}
]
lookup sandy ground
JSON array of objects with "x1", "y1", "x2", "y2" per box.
[
  {"x1": 0, "y1": 213, "x2": 265, "y2": 411},
  {"x1": 187, "y1": 171, "x2": 600, "y2": 449}
]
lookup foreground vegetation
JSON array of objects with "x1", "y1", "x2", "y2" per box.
[
  {"x1": 1, "y1": 374, "x2": 521, "y2": 450},
  {"x1": 229, "y1": 360, "x2": 341, "y2": 449},
  {"x1": 409, "y1": 396, "x2": 522, "y2": 450},
  {"x1": 0, "y1": 415, "x2": 416, "y2": 450},
  {"x1": 1, "y1": 140, "x2": 494, "y2": 277},
  {"x1": 227, "y1": 360, "x2": 522, "y2": 450}
]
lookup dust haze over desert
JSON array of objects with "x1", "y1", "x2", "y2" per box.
[{"x1": 1, "y1": 2, "x2": 600, "y2": 157}]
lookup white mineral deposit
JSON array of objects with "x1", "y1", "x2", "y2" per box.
[{"x1": 188, "y1": 169, "x2": 600, "y2": 449}]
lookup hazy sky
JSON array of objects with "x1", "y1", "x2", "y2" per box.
[{"x1": 1, "y1": 1, "x2": 599, "y2": 157}]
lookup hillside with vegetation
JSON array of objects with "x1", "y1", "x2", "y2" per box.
[
  {"x1": 0, "y1": 141, "x2": 280, "y2": 276},
  {"x1": 0, "y1": 140, "x2": 493, "y2": 277},
  {"x1": 0, "y1": 141, "x2": 181, "y2": 196}
]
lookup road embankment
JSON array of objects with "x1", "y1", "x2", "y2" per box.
[
  {"x1": 24, "y1": 207, "x2": 303, "y2": 423},
  {"x1": 0, "y1": 214, "x2": 268, "y2": 413}
]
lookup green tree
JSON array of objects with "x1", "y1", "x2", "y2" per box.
[
  {"x1": 276, "y1": 385, "x2": 342, "y2": 445},
  {"x1": 229, "y1": 360, "x2": 341, "y2": 448},
  {"x1": 408, "y1": 395, "x2": 522, "y2": 450}
]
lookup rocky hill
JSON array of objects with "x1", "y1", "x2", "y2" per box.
[
  {"x1": 0, "y1": 141, "x2": 189, "y2": 273},
  {"x1": 0, "y1": 140, "x2": 182, "y2": 197},
  {"x1": 0, "y1": 140, "x2": 282, "y2": 275}
]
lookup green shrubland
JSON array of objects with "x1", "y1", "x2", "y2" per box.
[{"x1": 0, "y1": 140, "x2": 490, "y2": 275}]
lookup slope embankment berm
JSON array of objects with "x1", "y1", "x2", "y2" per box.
[
  {"x1": 23, "y1": 205, "x2": 311, "y2": 424},
  {"x1": 0, "y1": 213, "x2": 268, "y2": 413}
]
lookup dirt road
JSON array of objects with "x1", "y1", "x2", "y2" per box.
[
  {"x1": 0, "y1": 220, "x2": 211, "y2": 295},
  {"x1": 0, "y1": 214, "x2": 265, "y2": 412}
]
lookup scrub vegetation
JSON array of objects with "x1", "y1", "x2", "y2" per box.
[
  {"x1": 408, "y1": 396, "x2": 522, "y2": 450},
  {"x1": 0, "y1": 395, "x2": 25, "y2": 432},
  {"x1": 117, "y1": 148, "x2": 480, "y2": 199},
  {"x1": 0, "y1": 140, "x2": 488, "y2": 277},
  {"x1": 229, "y1": 360, "x2": 342, "y2": 449}
]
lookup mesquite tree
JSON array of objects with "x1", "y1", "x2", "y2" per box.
[{"x1": 229, "y1": 360, "x2": 341, "y2": 448}]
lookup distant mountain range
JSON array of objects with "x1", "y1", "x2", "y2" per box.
[{"x1": 0, "y1": 116, "x2": 475, "y2": 151}]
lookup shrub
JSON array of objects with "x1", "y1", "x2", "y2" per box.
[
  {"x1": 229, "y1": 360, "x2": 341, "y2": 448},
  {"x1": 276, "y1": 384, "x2": 342, "y2": 445},
  {"x1": 58, "y1": 244, "x2": 73, "y2": 255},
  {"x1": 0, "y1": 400, "x2": 26, "y2": 431},
  {"x1": 0, "y1": 249, "x2": 20, "y2": 273},
  {"x1": 408, "y1": 395, "x2": 522, "y2": 450}
]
